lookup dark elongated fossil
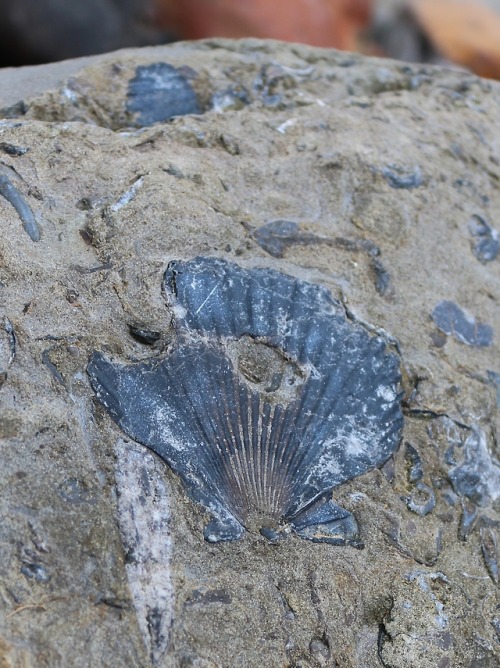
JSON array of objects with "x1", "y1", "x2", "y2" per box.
[{"x1": 88, "y1": 257, "x2": 403, "y2": 544}]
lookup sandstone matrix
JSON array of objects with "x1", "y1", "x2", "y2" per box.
[{"x1": 0, "y1": 39, "x2": 499, "y2": 668}]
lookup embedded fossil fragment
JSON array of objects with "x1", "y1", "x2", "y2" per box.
[
  {"x1": 126, "y1": 62, "x2": 201, "y2": 128},
  {"x1": 0, "y1": 169, "x2": 41, "y2": 241},
  {"x1": 468, "y1": 214, "x2": 499, "y2": 263},
  {"x1": 88, "y1": 257, "x2": 403, "y2": 544},
  {"x1": 431, "y1": 300, "x2": 493, "y2": 347}
]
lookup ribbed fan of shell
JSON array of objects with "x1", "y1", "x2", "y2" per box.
[{"x1": 88, "y1": 257, "x2": 403, "y2": 543}]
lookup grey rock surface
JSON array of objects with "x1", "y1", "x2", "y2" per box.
[{"x1": 0, "y1": 39, "x2": 499, "y2": 668}]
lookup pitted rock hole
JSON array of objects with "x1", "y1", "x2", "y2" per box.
[{"x1": 228, "y1": 335, "x2": 305, "y2": 405}]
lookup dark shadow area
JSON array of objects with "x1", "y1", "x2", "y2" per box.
[{"x1": 0, "y1": 0, "x2": 172, "y2": 67}]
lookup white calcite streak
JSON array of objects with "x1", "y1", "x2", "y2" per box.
[{"x1": 114, "y1": 439, "x2": 173, "y2": 665}]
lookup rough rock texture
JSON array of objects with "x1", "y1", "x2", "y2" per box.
[{"x1": 0, "y1": 40, "x2": 499, "y2": 668}]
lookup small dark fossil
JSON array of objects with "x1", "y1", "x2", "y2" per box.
[
  {"x1": 126, "y1": 62, "x2": 200, "y2": 128},
  {"x1": 447, "y1": 427, "x2": 500, "y2": 508},
  {"x1": 88, "y1": 257, "x2": 403, "y2": 544},
  {"x1": 468, "y1": 214, "x2": 499, "y2": 263},
  {"x1": 382, "y1": 164, "x2": 423, "y2": 190},
  {"x1": 0, "y1": 170, "x2": 41, "y2": 242},
  {"x1": 128, "y1": 324, "x2": 162, "y2": 346},
  {"x1": 431, "y1": 300, "x2": 493, "y2": 347}
]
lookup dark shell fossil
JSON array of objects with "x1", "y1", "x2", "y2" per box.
[{"x1": 88, "y1": 257, "x2": 403, "y2": 544}]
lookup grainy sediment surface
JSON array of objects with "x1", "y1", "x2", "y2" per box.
[{"x1": 0, "y1": 39, "x2": 499, "y2": 667}]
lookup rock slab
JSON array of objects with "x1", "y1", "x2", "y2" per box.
[{"x1": 0, "y1": 39, "x2": 499, "y2": 668}]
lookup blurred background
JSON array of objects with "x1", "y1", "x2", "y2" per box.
[{"x1": 0, "y1": 0, "x2": 499, "y2": 79}]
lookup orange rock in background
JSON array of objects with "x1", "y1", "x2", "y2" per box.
[
  {"x1": 411, "y1": 0, "x2": 500, "y2": 79},
  {"x1": 154, "y1": 0, "x2": 373, "y2": 50}
]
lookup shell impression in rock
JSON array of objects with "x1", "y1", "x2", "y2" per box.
[{"x1": 88, "y1": 257, "x2": 403, "y2": 544}]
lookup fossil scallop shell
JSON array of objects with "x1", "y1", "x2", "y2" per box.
[{"x1": 88, "y1": 257, "x2": 403, "y2": 544}]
